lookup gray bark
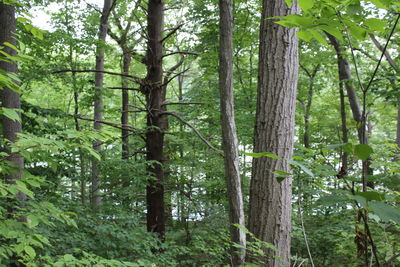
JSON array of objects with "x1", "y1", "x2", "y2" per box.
[
  {"x1": 218, "y1": 0, "x2": 246, "y2": 265},
  {"x1": 0, "y1": 3, "x2": 24, "y2": 200},
  {"x1": 91, "y1": 0, "x2": 113, "y2": 207},
  {"x1": 248, "y1": 0, "x2": 299, "y2": 266},
  {"x1": 327, "y1": 35, "x2": 363, "y2": 125}
]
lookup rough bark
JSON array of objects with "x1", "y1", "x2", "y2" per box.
[
  {"x1": 91, "y1": 0, "x2": 113, "y2": 207},
  {"x1": 0, "y1": 3, "x2": 24, "y2": 199},
  {"x1": 248, "y1": 1, "x2": 299, "y2": 266},
  {"x1": 218, "y1": 0, "x2": 246, "y2": 265},
  {"x1": 143, "y1": 0, "x2": 166, "y2": 240}
]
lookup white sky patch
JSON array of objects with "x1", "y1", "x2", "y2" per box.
[{"x1": 30, "y1": 0, "x2": 103, "y2": 31}]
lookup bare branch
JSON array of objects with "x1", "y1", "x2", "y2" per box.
[
  {"x1": 162, "y1": 111, "x2": 223, "y2": 155},
  {"x1": 75, "y1": 115, "x2": 141, "y2": 133},
  {"x1": 162, "y1": 68, "x2": 189, "y2": 87},
  {"x1": 162, "y1": 24, "x2": 184, "y2": 43},
  {"x1": 107, "y1": 86, "x2": 141, "y2": 91},
  {"x1": 163, "y1": 51, "x2": 199, "y2": 58},
  {"x1": 369, "y1": 33, "x2": 399, "y2": 72},
  {"x1": 161, "y1": 101, "x2": 205, "y2": 106},
  {"x1": 53, "y1": 69, "x2": 144, "y2": 84}
]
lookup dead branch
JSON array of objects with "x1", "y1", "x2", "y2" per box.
[
  {"x1": 53, "y1": 69, "x2": 143, "y2": 84},
  {"x1": 162, "y1": 24, "x2": 184, "y2": 43},
  {"x1": 161, "y1": 111, "x2": 223, "y2": 155},
  {"x1": 162, "y1": 68, "x2": 189, "y2": 87},
  {"x1": 75, "y1": 115, "x2": 141, "y2": 133},
  {"x1": 161, "y1": 101, "x2": 205, "y2": 106},
  {"x1": 107, "y1": 86, "x2": 141, "y2": 91},
  {"x1": 163, "y1": 51, "x2": 199, "y2": 58}
]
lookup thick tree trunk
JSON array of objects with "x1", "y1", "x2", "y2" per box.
[
  {"x1": 218, "y1": 0, "x2": 246, "y2": 265},
  {"x1": 144, "y1": 0, "x2": 166, "y2": 240},
  {"x1": 248, "y1": 1, "x2": 299, "y2": 266},
  {"x1": 91, "y1": 0, "x2": 112, "y2": 207},
  {"x1": 0, "y1": 3, "x2": 24, "y2": 199}
]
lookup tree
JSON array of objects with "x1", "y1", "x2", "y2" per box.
[
  {"x1": 248, "y1": 0, "x2": 299, "y2": 266},
  {"x1": 0, "y1": 2, "x2": 25, "y2": 200},
  {"x1": 143, "y1": 0, "x2": 167, "y2": 239},
  {"x1": 218, "y1": 0, "x2": 246, "y2": 265},
  {"x1": 91, "y1": 0, "x2": 113, "y2": 207}
]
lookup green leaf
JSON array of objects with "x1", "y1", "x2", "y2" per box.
[
  {"x1": 370, "y1": 202, "x2": 400, "y2": 224},
  {"x1": 364, "y1": 18, "x2": 387, "y2": 32},
  {"x1": 274, "y1": 170, "x2": 292, "y2": 183},
  {"x1": 319, "y1": 25, "x2": 343, "y2": 41},
  {"x1": 310, "y1": 30, "x2": 328, "y2": 45},
  {"x1": 3, "y1": 42, "x2": 18, "y2": 51},
  {"x1": 369, "y1": 0, "x2": 387, "y2": 8},
  {"x1": 289, "y1": 160, "x2": 314, "y2": 177},
  {"x1": 356, "y1": 191, "x2": 385, "y2": 201},
  {"x1": 24, "y1": 245, "x2": 36, "y2": 258},
  {"x1": 343, "y1": 142, "x2": 354, "y2": 154},
  {"x1": 284, "y1": 0, "x2": 293, "y2": 7},
  {"x1": 297, "y1": 30, "x2": 313, "y2": 41},
  {"x1": 299, "y1": 0, "x2": 314, "y2": 11},
  {"x1": 348, "y1": 194, "x2": 367, "y2": 208},
  {"x1": 244, "y1": 152, "x2": 281, "y2": 159},
  {"x1": 348, "y1": 24, "x2": 367, "y2": 40},
  {"x1": 2, "y1": 107, "x2": 21, "y2": 122},
  {"x1": 27, "y1": 214, "x2": 39, "y2": 228},
  {"x1": 354, "y1": 144, "x2": 373, "y2": 160}
]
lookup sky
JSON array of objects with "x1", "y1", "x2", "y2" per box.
[{"x1": 31, "y1": 0, "x2": 104, "y2": 31}]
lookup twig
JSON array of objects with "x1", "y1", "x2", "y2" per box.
[
  {"x1": 52, "y1": 69, "x2": 144, "y2": 84},
  {"x1": 364, "y1": 13, "x2": 400, "y2": 93},
  {"x1": 107, "y1": 86, "x2": 141, "y2": 91},
  {"x1": 161, "y1": 101, "x2": 205, "y2": 106},
  {"x1": 162, "y1": 111, "x2": 223, "y2": 155},
  {"x1": 163, "y1": 51, "x2": 199, "y2": 58},
  {"x1": 161, "y1": 24, "x2": 184, "y2": 43}
]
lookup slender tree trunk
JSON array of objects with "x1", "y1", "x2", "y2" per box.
[
  {"x1": 328, "y1": 33, "x2": 372, "y2": 265},
  {"x1": 218, "y1": 0, "x2": 246, "y2": 265},
  {"x1": 143, "y1": 0, "x2": 166, "y2": 240},
  {"x1": 91, "y1": 0, "x2": 112, "y2": 207},
  {"x1": 248, "y1": 1, "x2": 299, "y2": 266},
  {"x1": 339, "y1": 82, "x2": 349, "y2": 173},
  {"x1": 397, "y1": 98, "x2": 400, "y2": 148},
  {"x1": 121, "y1": 49, "x2": 131, "y2": 160},
  {"x1": 0, "y1": 3, "x2": 25, "y2": 201}
]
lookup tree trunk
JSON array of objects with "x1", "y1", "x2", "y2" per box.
[
  {"x1": 339, "y1": 82, "x2": 349, "y2": 173},
  {"x1": 121, "y1": 49, "x2": 131, "y2": 160},
  {"x1": 0, "y1": 3, "x2": 24, "y2": 200},
  {"x1": 91, "y1": 0, "x2": 112, "y2": 207},
  {"x1": 144, "y1": 0, "x2": 166, "y2": 240},
  {"x1": 218, "y1": 0, "x2": 246, "y2": 265},
  {"x1": 397, "y1": 98, "x2": 400, "y2": 148},
  {"x1": 248, "y1": 1, "x2": 299, "y2": 266}
]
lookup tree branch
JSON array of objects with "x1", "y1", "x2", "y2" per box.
[
  {"x1": 163, "y1": 51, "x2": 199, "y2": 58},
  {"x1": 161, "y1": 101, "x2": 205, "y2": 106},
  {"x1": 161, "y1": 111, "x2": 223, "y2": 155},
  {"x1": 53, "y1": 69, "x2": 144, "y2": 84},
  {"x1": 161, "y1": 24, "x2": 184, "y2": 43}
]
